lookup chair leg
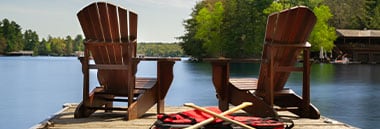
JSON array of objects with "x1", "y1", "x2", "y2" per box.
[
  {"x1": 127, "y1": 102, "x2": 138, "y2": 120},
  {"x1": 74, "y1": 87, "x2": 108, "y2": 118},
  {"x1": 229, "y1": 84, "x2": 278, "y2": 118},
  {"x1": 74, "y1": 101, "x2": 96, "y2": 118},
  {"x1": 274, "y1": 92, "x2": 320, "y2": 119},
  {"x1": 104, "y1": 95, "x2": 114, "y2": 113},
  {"x1": 127, "y1": 88, "x2": 157, "y2": 120},
  {"x1": 157, "y1": 98, "x2": 164, "y2": 114}
]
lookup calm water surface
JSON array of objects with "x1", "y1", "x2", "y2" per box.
[{"x1": 0, "y1": 56, "x2": 379, "y2": 129}]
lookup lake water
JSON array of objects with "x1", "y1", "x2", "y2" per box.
[{"x1": 0, "y1": 56, "x2": 379, "y2": 129}]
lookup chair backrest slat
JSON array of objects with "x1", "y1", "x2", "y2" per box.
[
  {"x1": 87, "y1": 4, "x2": 104, "y2": 41},
  {"x1": 77, "y1": 7, "x2": 95, "y2": 40},
  {"x1": 129, "y1": 11, "x2": 138, "y2": 42},
  {"x1": 97, "y1": 2, "x2": 112, "y2": 42},
  {"x1": 118, "y1": 8, "x2": 129, "y2": 42},
  {"x1": 265, "y1": 7, "x2": 316, "y2": 44},
  {"x1": 108, "y1": 5, "x2": 120, "y2": 42}
]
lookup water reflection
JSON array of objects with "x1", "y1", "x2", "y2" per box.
[
  {"x1": 166, "y1": 60, "x2": 216, "y2": 106},
  {"x1": 229, "y1": 63, "x2": 260, "y2": 77},
  {"x1": 311, "y1": 64, "x2": 380, "y2": 128}
]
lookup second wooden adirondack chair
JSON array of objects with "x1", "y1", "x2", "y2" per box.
[
  {"x1": 75, "y1": 2, "x2": 179, "y2": 120},
  {"x1": 207, "y1": 6, "x2": 320, "y2": 119}
]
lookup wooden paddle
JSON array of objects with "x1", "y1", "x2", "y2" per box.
[{"x1": 184, "y1": 102, "x2": 255, "y2": 129}]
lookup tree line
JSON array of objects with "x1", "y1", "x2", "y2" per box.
[
  {"x1": 0, "y1": 18, "x2": 84, "y2": 56},
  {"x1": 137, "y1": 43, "x2": 184, "y2": 57},
  {"x1": 179, "y1": 0, "x2": 380, "y2": 59},
  {"x1": 0, "y1": 18, "x2": 184, "y2": 57}
]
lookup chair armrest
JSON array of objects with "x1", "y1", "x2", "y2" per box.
[{"x1": 143, "y1": 57, "x2": 179, "y2": 100}]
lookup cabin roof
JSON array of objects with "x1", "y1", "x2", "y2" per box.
[{"x1": 336, "y1": 29, "x2": 380, "y2": 37}]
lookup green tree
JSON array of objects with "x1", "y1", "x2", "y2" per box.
[
  {"x1": 73, "y1": 34, "x2": 84, "y2": 51},
  {"x1": 180, "y1": 0, "x2": 272, "y2": 58},
  {"x1": 65, "y1": 35, "x2": 73, "y2": 55},
  {"x1": 0, "y1": 21, "x2": 6, "y2": 54},
  {"x1": 263, "y1": 1, "x2": 285, "y2": 15},
  {"x1": 195, "y1": 1, "x2": 225, "y2": 57},
  {"x1": 137, "y1": 43, "x2": 184, "y2": 57},
  {"x1": 49, "y1": 37, "x2": 66, "y2": 56},
  {"x1": 0, "y1": 18, "x2": 87, "y2": 56},
  {"x1": 23, "y1": 29, "x2": 39, "y2": 55},
  {"x1": 178, "y1": 1, "x2": 206, "y2": 59},
  {"x1": 222, "y1": 0, "x2": 270, "y2": 58},
  {"x1": 368, "y1": 0, "x2": 380, "y2": 29},
  {"x1": 38, "y1": 38, "x2": 51, "y2": 55},
  {"x1": 309, "y1": 5, "x2": 337, "y2": 52},
  {"x1": 263, "y1": 0, "x2": 324, "y2": 14},
  {"x1": 324, "y1": 0, "x2": 370, "y2": 29},
  {"x1": 0, "y1": 36, "x2": 6, "y2": 54},
  {"x1": 1, "y1": 19, "x2": 23, "y2": 52}
]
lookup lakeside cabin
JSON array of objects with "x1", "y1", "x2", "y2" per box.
[{"x1": 334, "y1": 29, "x2": 380, "y2": 63}]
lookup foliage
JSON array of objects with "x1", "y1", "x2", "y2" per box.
[
  {"x1": 1, "y1": 19, "x2": 23, "y2": 52},
  {"x1": 178, "y1": 1, "x2": 208, "y2": 58},
  {"x1": 263, "y1": 1, "x2": 285, "y2": 15},
  {"x1": 23, "y1": 29, "x2": 39, "y2": 55},
  {"x1": 73, "y1": 35, "x2": 84, "y2": 51},
  {"x1": 368, "y1": 0, "x2": 380, "y2": 29},
  {"x1": 195, "y1": 1, "x2": 224, "y2": 57},
  {"x1": 49, "y1": 37, "x2": 66, "y2": 56},
  {"x1": 0, "y1": 36, "x2": 6, "y2": 54},
  {"x1": 309, "y1": 5, "x2": 337, "y2": 52},
  {"x1": 0, "y1": 21, "x2": 6, "y2": 54},
  {"x1": 0, "y1": 18, "x2": 182, "y2": 57},
  {"x1": 180, "y1": 0, "x2": 380, "y2": 58},
  {"x1": 38, "y1": 38, "x2": 51, "y2": 55},
  {"x1": 179, "y1": 0, "x2": 340, "y2": 58},
  {"x1": 222, "y1": 0, "x2": 270, "y2": 58},
  {"x1": 137, "y1": 43, "x2": 184, "y2": 57},
  {"x1": 180, "y1": 0, "x2": 271, "y2": 58},
  {"x1": 323, "y1": 0, "x2": 376, "y2": 29},
  {"x1": 0, "y1": 18, "x2": 84, "y2": 56},
  {"x1": 65, "y1": 36, "x2": 73, "y2": 55}
]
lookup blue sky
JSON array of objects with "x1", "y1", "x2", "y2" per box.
[{"x1": 0, "y1": 0, "x2": 199, "y2": 42}]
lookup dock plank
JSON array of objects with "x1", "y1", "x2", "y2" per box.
[{"x1": 33, "y1": 103, "x2": 358, "y2": 129}]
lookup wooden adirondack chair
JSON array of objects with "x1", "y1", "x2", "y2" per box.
[
  {"x1": 207, "y1": 6, "x2": 320, "y2": 119},
  {"x1": 75, "y1": 2, "x2": 179, "y2": 120}
]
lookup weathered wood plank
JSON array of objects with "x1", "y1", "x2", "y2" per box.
[{"x1": 230, "y1": 78, "x2": 258, "y2": 90}]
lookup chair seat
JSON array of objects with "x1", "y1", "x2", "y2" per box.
[
  {"x1": 135, "y1": 77, "x2": 157, "y2": 89},
  {"x1": 230, "y1": 78, "x2": 258, "y2": 90},
  {"x1": 95, "y1": 78, "x2": 157, "y2": 96}
]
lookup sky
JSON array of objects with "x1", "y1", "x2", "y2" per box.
[{"x1": 0, "y1": 0, "x2": 200, "y2": 42}]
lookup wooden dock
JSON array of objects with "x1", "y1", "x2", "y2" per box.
[{"x1": 32, "y1": 103, "x2": 358, "y2": 129}]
